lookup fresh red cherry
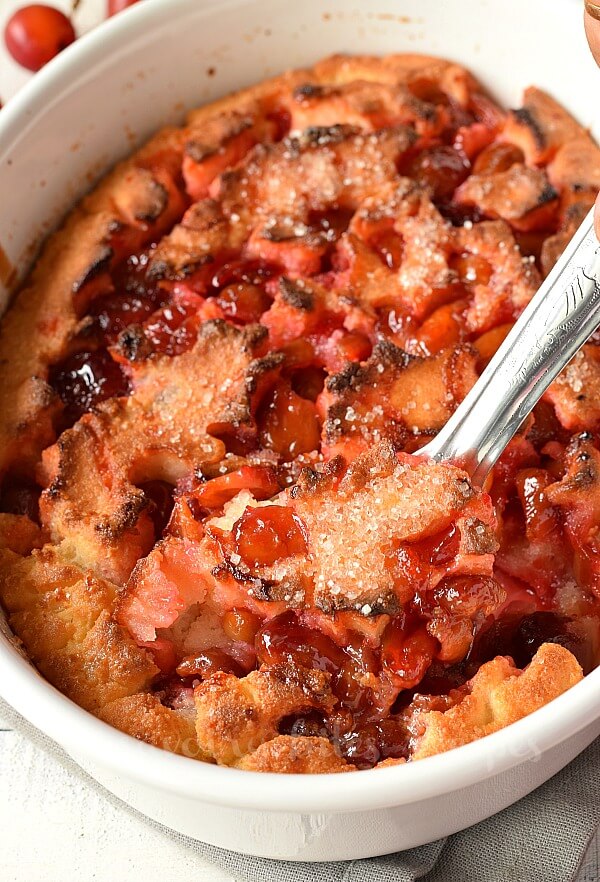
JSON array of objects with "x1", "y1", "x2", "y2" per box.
[
  {"x1": 107, "y1": 0, "x2": 142, "y2": 15},
  {"x1": 4, "y1": 5, "x2": 76, "y2": 72}
]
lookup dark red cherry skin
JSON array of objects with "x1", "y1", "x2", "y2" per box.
[
  {"x1": 4, "y1": 5, "x2": 76, "y2": 72},
  {"x1": 48, "y1": 350, "x2": 130, "y2": 423}
]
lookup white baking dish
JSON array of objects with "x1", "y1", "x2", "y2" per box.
[{"x1": 1, "y1": 0, "x2": 600, "y2": 861}]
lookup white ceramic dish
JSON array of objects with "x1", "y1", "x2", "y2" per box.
[{"x1": 1, "y1": 0, "x2": 600, "y2": 862}]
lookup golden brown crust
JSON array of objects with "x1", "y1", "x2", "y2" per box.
[
  {"x1": 455, "y1": 220, "x2": 540, "y2": 333},
  {"x1": 502, "y1": 87, "x2": 588, "y2": 165},
  {"x1": 322, "y1": 340, "x2": 478, "y2": 455},
  {"x1": 409, "y1": 643, "x2": 583, "y2": 759},
  {"x1": 0, "y1": 545, "x2": 157, "y2": 711},
  {"x1": 0, "y1": 514, "x2": 42, "y2": 556},
  {"x1": 288, "y1": 442, "x2": 497, "y2": 614},
  {"x1": 98, "y1": 694, "x2": 203, "y2": 758},
  {"x1": 38, "y1": 322, "x2": 273, "y2": 583},
  {"x1": 311, "y1": 54, "x2": 477, "y2": 106},
  {"x1": 0, "y1": 53, "x2": 596, "y2": 775},
  {"x1": 0, "y1": 160, "x2": 186, "y2": 480},
  {"x1": 544, "y1": 346, "x2": 600, "y2": 431},
  {"x1": 236, "y1": 735, "x2": 353, "y2": 773},
  {"x1": 455, "y1": 164, "x2": 558, "y2": 230},
  {"x1": 194, "y1": 663, "x2": 335, "y2": 765}
]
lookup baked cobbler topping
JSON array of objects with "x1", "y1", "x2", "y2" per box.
[{"x1": 0, "y1": 54, "x2": 598, "y2": 772}]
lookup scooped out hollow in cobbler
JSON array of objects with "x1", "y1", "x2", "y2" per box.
[{"x1": 0, "y1": 54, "x2": 598, "y2": 772}]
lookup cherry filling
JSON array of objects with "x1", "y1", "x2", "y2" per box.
[
  {"x1": 31, "y1": 89, "x2": 598, "y2": 770},
  {"x1": 449, "y1": 253, "x2": 493, "y2": 286},
  {"x1": 176, "y1": 648, "x2": 247, "y2": 679},
  {"x1": 472, "y1": 142, "x2": 525, "y2": 175},
  {"x1": 140, "y1": 480, "x2": 175, "y2": 538},
  {"x1": 191, "y1": 466, "x2": 281, "y2": 511},
  {"x1": 257, "y1": 381, "x2": 321, "y2": 458},
  {"x1": 466, "y1": 611, "x2": 590, "y2": 673},
  {"x1": 0, "y1": 478, "x2": 41, "y2": 522},
  {"x1": 381, "y1": 617, "x2": 438, "y2": 689},
  {"x1": 141, "y1": 301, "x2": 201, "y2": 356},
  {"x1": 216, "y1": 283, "x2": 272, "y2": 324},
  {"x1": 48, "y1": 349, "x2": 130, "y2": 423},
  {"x1": 211, "y1": 258, "x2": 279, "y2": 290},
  {"x1": 233, "y1": 505, "x2": 307, "y2": 568},
  {"x1": 259, "y1": 613, "x2": 411, "y2": 767},
  {"x1": 88, "y1": 250, "x2": 165, "y2": 343},
  {"x1": 370, "y1": 229, "x2": 405, "y2": 270},
  {"x1": 257, "y1": 612, "x2": 345, "y2": 674},
  {"x1": 402, "y1": 145, "x2": 471, "y2": 202}
]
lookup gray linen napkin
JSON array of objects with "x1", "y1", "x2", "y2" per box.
[{"x1": 1, "y1": 696, "x2": 598, "y2": 882}]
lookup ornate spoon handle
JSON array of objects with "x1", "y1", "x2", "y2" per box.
[{"x1": 422, "y1": 208, "x2": 600, "y2": 485}]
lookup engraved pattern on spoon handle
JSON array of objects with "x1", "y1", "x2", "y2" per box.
[{"x1": 423, "y1": 208, "x2": 600, "y2": 485}]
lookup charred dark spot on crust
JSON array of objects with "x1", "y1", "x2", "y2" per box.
[
  {"x1": 44, "y1": 433, "x2": 72, "y2": 499},
  {"x1": 94, "y1": 491, "x2": 147, "y2": 543},
  {"x1": 339, "y1": 440, "x2": 397, "y2": 493},
  {"x1": 185, "y1": 140, "x2": 217, "y2": 163},
  {"x1": 325, "y1": 362, "x2": 362, "y2": 396},
  {"x1": 458, "y1": 477, "x2": 474, "y2": 500},
  {"x1": 261, "y1": 222, "x2": 322, "y2": 246},
  {"x1": 218, "y1": 168, "x2": 242, "y2": 192},
  {"x1": 211, "y1": 558, "x2": 262, "y2": 587},
  {"x1": 316, "y1": 590, "x2": 399, "y2": 615},
  {"x1": 145, "y1": 259, "x2": 171, "y2": 279},
  {"x1": 293, "y1": 83, "x2": 325, "y2": 101},
  {"x1": 279, "y1": 277, "x2": 315, "y2": 311},
  {"x1": 186, "y1": 118, "x2": 253, "y2": 163},
  {"x1": 240, "y1": 323, "x2": 269, "y2": 354},
  {"x1": 571, "y1": 464, "x2": 595, "y2": 489},
  {"x1": 326, "y1": 339, "x2": 411, "y2": 396},
  {"x1": 72, "y1": 244, "x2": 113, "y2": 294},
  {"x1": 292, "y1": 83, "x2": 325, "y2": 104},
  {"x1": 245, "y1": 351, "x2": 285, "y2": 395},
  {"x1": 45, "y1": 476, "x2": 63, "y2": 499},
  {"x1": 564, "y1": 437, "x2": 598, "y2": 487},
  {"x1": 296, "y1": 124, "x2": 358, "y2": 148},
  {"x1": 290, "y1": 456, "x2": 345, "y2": 499},
  {"x1": 409, "y1": 98, "x2": 438, "y2": 123},
  {"x1": 511, "y1": 107, "x2": 545, "y2": 149},
  {"x1": 147, "y1": 252, "x2": 214, "y2": 281},
  {"x1": 269, "y1": 662, "x2": 332, "y2": 702},
  {"x1": 135, "y1": 179, "x2": 168, "y2": 223},
  {"x1": 248, "y1": 578, "x2": 306, "y2": 605},
  {"x1": 116, "y1": 326, "x2": 152, "y2": 363},
  {"x1": 196, "y1": 318, "x2": 262, "y2": 355},
  {"x1": 538, "y1": 183, "x2": 559, "y2": 207}
]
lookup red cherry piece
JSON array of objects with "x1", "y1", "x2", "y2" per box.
[
  {"x1": 192, "y1": 466, "x2": 280, "y2": 510},
  {"x1": 406, "y1": 146, "x2": 471, "y2": 202},
  {"x1": 216, "y1": 283, "x2": 271, "y2": 324},
  {"x1": 256, "y1": 612, "x2": 344, "y2": 674},
  {"x1": 233, "y1": 505, "x2": 307, "y2": 568},
  {"x1": 258, "y1": 382, "x2": 321, "y2": 459},
  {"x1": 48, "y1": 350, "x2": 130, "y2": 422},
  {"x1": 107, "y1": 0, "x2": 141, "y2": 15},
  {"x1": 5, "y1": 5, "x2": 75, "y2": 72},
  {"x1": 381, "y1": 619, "x2": 438, "y2": 689}
]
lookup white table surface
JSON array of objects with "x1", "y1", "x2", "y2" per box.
[{"x1": 0, "y1": 2, "x2": 599, "y2": 879}]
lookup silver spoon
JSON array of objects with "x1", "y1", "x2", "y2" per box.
[{"x1": 421, "y1": 207, "x2": 600, "y2": 485}]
